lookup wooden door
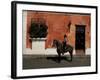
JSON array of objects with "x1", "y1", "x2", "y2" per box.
[{"x1": 75, "y1": 25, "x2": 85, "y2": 53}]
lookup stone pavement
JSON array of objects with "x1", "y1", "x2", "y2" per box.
[{"x1": 23, "y1": 55, "x2": 90, "y2": 69}]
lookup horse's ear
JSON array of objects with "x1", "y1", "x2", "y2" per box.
[
  {"x1": 53, "y1": 40, "x2": 55, "y2": 43},
  {"x1": 53, "y1": 39, "x2": 56, "y2": 41}
]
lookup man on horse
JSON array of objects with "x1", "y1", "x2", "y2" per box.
[
  {"x1": 52, "y1": 34, "x2": 73, "y2": 62},
  {"x1": 63, "y1": 34, "x2": 68, "y2": 52}
]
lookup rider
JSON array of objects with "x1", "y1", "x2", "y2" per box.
[{"x1": 63, "y1": 34, "x2": 68, "y2": 52}]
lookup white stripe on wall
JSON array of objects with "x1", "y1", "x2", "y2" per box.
[{"x1": 22, "y1": 11, "x2": 27, "y2": 54}]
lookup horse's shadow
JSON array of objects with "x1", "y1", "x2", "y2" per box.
[{"x1": 46, "y1": 56, "x2": 72, "y2": 63}]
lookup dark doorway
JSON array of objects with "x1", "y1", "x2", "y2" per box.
[{"x1": 75, "y1": 25, "x2": 85, "y2": 55}]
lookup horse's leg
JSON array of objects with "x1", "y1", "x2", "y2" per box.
[
  {"x1": 71, "y1": 49, "x2": 73, "y2": 61},
  {"x1": 69, "y1": 49, "x2": 73, "y2": 61},
  {"x1": 58, "y1": 52, "x2": 61, "y2": 63},
  {"x1": 70, "y1": 51, "x2": 72, "y2": 61},
  {"x1": 62, "y1": 52, "x2": 64, "y2": 55}
]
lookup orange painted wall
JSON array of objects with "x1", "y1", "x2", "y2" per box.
[{"x1": 26, "y1": 11, "x2": 91, "y2": 49}]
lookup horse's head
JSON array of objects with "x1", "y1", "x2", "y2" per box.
[{"x1": 52, "y1": 39, "x2": 57, "y2": 47}]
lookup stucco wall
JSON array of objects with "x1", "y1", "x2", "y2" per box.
[{"x1": 26, "y1": 11, "x2": 91, "y2": 49}]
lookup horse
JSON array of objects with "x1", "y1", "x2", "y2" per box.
[{"x1": 52, "y1": 39, "x2": 73, "y2": 62}]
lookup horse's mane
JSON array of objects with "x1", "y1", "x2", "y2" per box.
[{"x1": 54, "y1": 39, "x2": 62, "y2": 46}]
